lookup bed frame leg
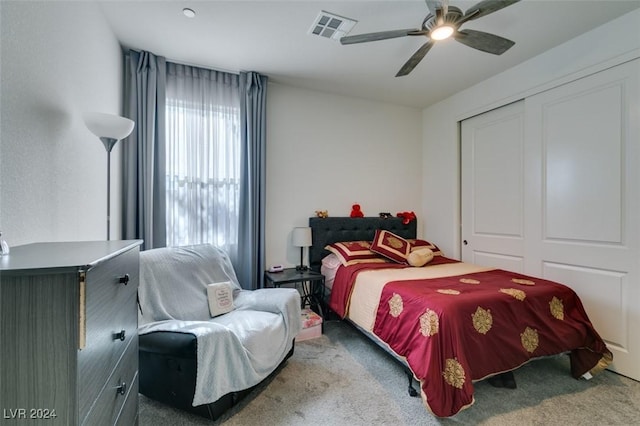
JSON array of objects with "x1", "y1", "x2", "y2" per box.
[{"x1": 405, "y1": 369, "x2": 418, "y2": 397}]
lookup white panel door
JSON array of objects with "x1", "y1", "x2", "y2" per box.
[
  {"x1": 461, "y1": 60, "x2": 639, "y2": 380},
  {"x1": 525, "y1": 59, "x2": 640, "y2": 380},
  {"x1": 461, "y1": 101, "x2": 525, "y2": 272}
]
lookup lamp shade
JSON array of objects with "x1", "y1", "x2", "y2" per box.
[
  {"x1": 84, "y1": 112, "x2": 135, "y2": 140},
  {"x1": 292, "y1": 227, "x2": 312, "y2": 247}
]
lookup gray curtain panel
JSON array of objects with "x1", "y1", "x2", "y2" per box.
[
  {"x1": 237, "y1": 71, "x2": 268, "y2": 290},
  {"x1": 123, "y1": 50, "x2": 167, "y2": 250},
  {"x1": 123, "y1": 50, "x2": 267, "y2": 290}
]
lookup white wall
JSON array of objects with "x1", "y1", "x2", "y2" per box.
[
  {"x1": 0, "y1": 1, "x2": 124, "y2": 245},
  {"x1": 0, "y1": 1, "x2": 423, "y2": 261},
  {"x1": 422, "y1": 9, "x2": 640, "y2": 259},
  {"x1": 7, "y1": 2, "x2": 635, "y2": 271},
  {"x1": 266, "y1": 83, "x2": 422, "y2": 268}
]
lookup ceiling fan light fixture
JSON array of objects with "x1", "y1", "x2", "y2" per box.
[
  {"x1": 339, "y1": 0, "x2": 520, "y2": 76},
  {"x1": 430, "y1": 25, "x2": 454, "y2": 40}
]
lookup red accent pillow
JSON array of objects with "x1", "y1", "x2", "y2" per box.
[
  {"x1": 324, "y1": 241, "x2": 388, "y2": 266},
  {"x1": 408, "y1": 239, "x2": 442, "y2": 256},
  {"x1": 370, "y1": 230, "x2": 411, "y2": 264}
]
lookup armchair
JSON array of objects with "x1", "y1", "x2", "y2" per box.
[{"x1": 137, "y1": 244, "x2": 301, "y2": 420}]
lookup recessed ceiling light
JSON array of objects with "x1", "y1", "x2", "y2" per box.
[{"x1": 183, "y1": 8, "x2": 196, "y2": 18}]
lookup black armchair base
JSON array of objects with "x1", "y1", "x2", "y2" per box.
[{"x1": 139, "y1": 331, "x2": 295, "y2": 421}]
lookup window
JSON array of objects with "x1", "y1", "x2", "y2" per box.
[{"x1": 164, "y1": 70, "x2": 241, "y2": 252}]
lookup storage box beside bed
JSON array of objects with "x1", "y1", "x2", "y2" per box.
[{"x1": 296, "y1": 308, "x2": 323, "y2": 342}]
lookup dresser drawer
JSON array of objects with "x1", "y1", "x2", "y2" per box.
[
  {"x1": 82, "y1": 337, "x2": 138, "y2": 425},
  {"x1": 78, "y1": 247, "x2": 139, "y2": 420},
  {"x1": 115, "y1": 372, "x2": 139, "y2": 426}
]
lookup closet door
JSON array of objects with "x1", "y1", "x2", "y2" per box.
[
  {"x1": 461, "y1": 101, "x2": 525, "y2": 272},
  {"x1": 525, "y1": 59, "x2": 639, "y2": 380}
]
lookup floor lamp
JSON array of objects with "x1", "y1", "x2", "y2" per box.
[{"x1": 84, "y1": 112, "x2": 135, "y2": 240}]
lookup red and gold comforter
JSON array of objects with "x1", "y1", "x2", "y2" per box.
[{"x1": 329, "y1": 258, "x2": 612, "y2": 417}]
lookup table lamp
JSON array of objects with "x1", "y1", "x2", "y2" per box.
[{"x1": 292, "y1": 227, "x2": 312, "y2": 271}]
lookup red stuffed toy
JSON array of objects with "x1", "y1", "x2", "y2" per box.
[
  {"x1": 396, "y1": 211, "x2": 416, "y2": 225},
  {"x1": 350, "y1": 204, "x2": 364, "y2": 218}
]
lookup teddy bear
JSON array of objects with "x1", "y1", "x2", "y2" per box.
[
  {"x1": 315, "y1": 210, "x2": 329, "y2": 218},
  {"x1": 350, "y1": 204, "x2": 364, "y2": 218},
  {"x1": 396, "y1": 211, "x2": 416, "y2": 225}
]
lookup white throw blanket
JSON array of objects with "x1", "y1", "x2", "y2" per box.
[{"x1": 138, "y1": 244, "x2": 301, "y2": 406}]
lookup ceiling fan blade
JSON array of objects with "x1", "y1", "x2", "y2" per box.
[
  {"x1": 340, "y1": 28, "x2": 418, "y2": 45},
  {"x1": 464, "y1": 0, "x2": 521, "y2": 21},
  {"x1": 396, "y1": 41, "x2": 434, "y2": 77},
  {"x1": 454, "y1": 29, "x2": 515, "y2": 55}
]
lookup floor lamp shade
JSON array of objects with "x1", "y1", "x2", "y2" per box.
[
  {"x1": 84, "y1": 112, "x2": 135, "y2": 240},
  {"x1": 293, "y1": 227, "x2": 312, "y2": 271},
  {"x1": 84, "y1": 112, "x2": 135, "y2": 151}
]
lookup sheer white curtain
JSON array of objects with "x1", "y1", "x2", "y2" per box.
[{"x1": 165, "y1": 63, "x2": 241, "y2": 257}]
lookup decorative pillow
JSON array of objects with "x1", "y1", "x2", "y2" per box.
[
  {"x1": 408, "y1": 248, "x2": 435, "y2": 267},
  {"x1": 206, "y1": 281, "x2": 236, "y2": 317},
  {"x1": 370, "y1": 229, "x2": 411, "y2": 264},
  {"x1": 324, "y1": 241, "x2": 388, "y2": 266},
  {"x1": 408, "y1": 239, "x2": 442, "y2": 256}
]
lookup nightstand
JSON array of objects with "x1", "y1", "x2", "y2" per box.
[{"x1": 264, "y1": 268, "x2": 325, "y2": 320}]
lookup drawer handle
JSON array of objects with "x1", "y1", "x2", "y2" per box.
[
  {"x1": 116, "y1": 382, "x2": 127, "y2": 396},
  {"x1": 113, "y1": 329, "x2": 126, "y2": 341},
  {"x1": 119, "y1": 274, "x2": 130, "y2": 285}
]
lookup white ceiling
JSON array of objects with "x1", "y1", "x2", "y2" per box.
[{"x1": 100, "y1": 0, "x2": 640, "y2": 109}]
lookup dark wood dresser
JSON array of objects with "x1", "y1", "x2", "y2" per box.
[{"x1": 0, "y1": 240, "x2": 142, "y2": 425}]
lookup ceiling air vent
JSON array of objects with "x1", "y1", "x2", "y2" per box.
[{"x1": 308, "y1": 11, "x2": 357, "y2": 40}]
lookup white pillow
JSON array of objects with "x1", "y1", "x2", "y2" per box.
[
  {"x1": 322, "y1": 252, "x2": 342, "y2": 269},
  {"x1": 407, "y1": 248, "x2": 434, "y2": 267},
  {"x1": 321, "y1": 253, "x2": 342, "y2": 291},
  {"x1": 206, "y1": 281, "x2": 236, "y2": 317}
]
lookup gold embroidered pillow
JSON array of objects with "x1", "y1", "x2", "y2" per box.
[
  {"x1": 408, "y1": 239, "x2": 443, "y2": 256},
  {"x1": 408, "y1": 248, "x2": 434, "y2": 267},
  {"x1": 370, "y1": 229, "x2": 411, "y2": 264},
  {"x1": 324, "y1": 241, "x2": 387, "y2": 266}
]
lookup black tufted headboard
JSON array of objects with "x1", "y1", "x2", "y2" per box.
[{"x1": 308, "y1": 217, "x2": 417, "y2": 272}]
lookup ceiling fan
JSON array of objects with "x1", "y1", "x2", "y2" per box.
[{"x1": 340, "y1": 0, "x2": 520, "y2": 77}]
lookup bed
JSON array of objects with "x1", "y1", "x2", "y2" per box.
[{"x1": 308, "y1": 216, "x2": 612, "y2": 418}]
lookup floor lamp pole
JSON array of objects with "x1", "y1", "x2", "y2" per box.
[
  {"x1": 106, "y1": 149, "x2": 111, "y2": 240},
  {"x1": 100, "y1": 137, "x2": 119, "y2": 241}
]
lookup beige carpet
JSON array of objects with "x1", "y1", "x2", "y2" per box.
[{"x1": 139, "y1": 320, "x2": 640, "y2": 425}]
